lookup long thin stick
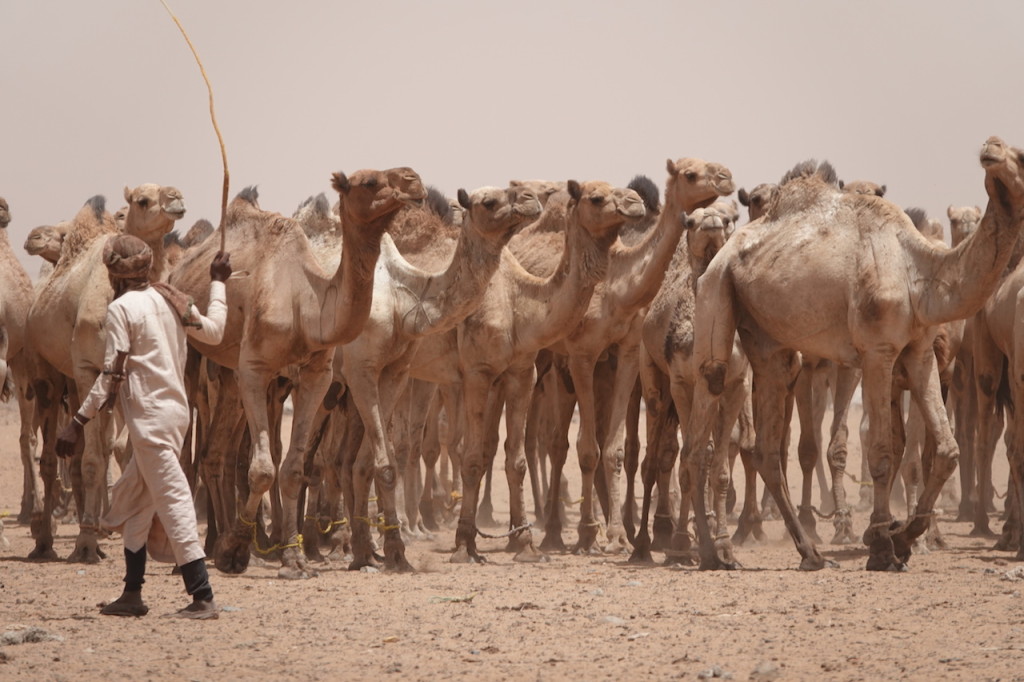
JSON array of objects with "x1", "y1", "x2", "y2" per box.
[{"x1": 159, "y1": 0, "x2": 229, "y2": 252}]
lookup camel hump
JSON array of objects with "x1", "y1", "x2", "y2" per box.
[
  {"x1": 627, "y1": 174, "x2": 660, "y2": 214},
  {"x1": 235, "y1": 185, "x2": 260, "y2": 206},
  {"x1": 85, "y1": 195, "x2": 106, "y2": 222},
  {"x1": 778, "y1": 160, "x2": 839, "y2": 188}
]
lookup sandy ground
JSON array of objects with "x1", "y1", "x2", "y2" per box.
[{"x1": 1, "y1": 398, "x2": 1022, "y2": 681}]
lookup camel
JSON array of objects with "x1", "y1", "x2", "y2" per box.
[
  {"x1": 0, "y1": 197, "x2": 40, "y2": 531},
  {"x1": 737, "y1": 184, "x2": 778, "y2": 221},
  {"x1": 24, "y1": 222, "x2": 69, "y2": 272},
  {"x1": 629, "y1": 200, "x2": 742, "y2": 565},
  {"x1": 679, "y1": 137, "x2": 1024, "y2": 572},
  {"x1": 27, "y1": 184, "x2": 187, "y2": 561},
  {"x1": 167, "y1": 168, "x2": 426, "y2": 579},
  {"x1": 451, "y1": 180, "x2": 646, "y2": 563},
  {"x1": 528, "y1": 159, "x2": 734, "y2": 556},
  {"x1": 337, "y1": 184, "x2": 543, "y2": 572}
]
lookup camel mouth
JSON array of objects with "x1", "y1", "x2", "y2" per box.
[{"x1": 980, "y1": 152, "x2": 1004, "y2": 168}]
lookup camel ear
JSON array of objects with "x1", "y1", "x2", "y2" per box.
[
  {"x1": 877, "y1": 185, "x2": 887, "y2": 198},
  {"x1": 946, "y1": 205, "x2": 956, "y2": 219},
  {"x1": 457, "y1": 189, "x2": 471, "y2": 210},
  {"x1": 123, "y1": 186, "x2": 132, "y2": 203},
  {"x1": 331, "y1": 172, "x2": 350, "y2": 194},
  {"x1": 666, "y1": 159, "x2": 677, "y2": 177},
  {"x1": 567, "y1": 180, "x2": 582, "y2": 201},
  {"x1": 737, "y1": 188, "x2": 750, "y2": 207}
]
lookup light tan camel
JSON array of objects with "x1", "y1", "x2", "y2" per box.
[
  {"x1": 336, "y1": 184, "x2": 543, "y2": 572},
  {"x1": 737, "y1": 184, "x2": 778, "y2": 221},
  {"x1": 531, "y1": 159, "x2": 734, "y2": 556},
  {"x1": 168, "y1": 168, "x2": 425, "y2": 579},
  {"x1": 451, "y1": 180, "x2": 646, "y2": 563},
  {"x1": 628, "y1": 201, "x2": 742, "y2": 565},
  {"x1": 27, "y1": 184, "x2": 186, "y2": 561},
  {"x1": 0, "y1": 198, "x2": 40, "y2": 531},
  {"x1": 680, "y1": 137, "x2": 1024, "y2": 571}
]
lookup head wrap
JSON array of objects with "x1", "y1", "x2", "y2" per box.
[{"x1": 103, "y1": 234, "x2": 152, "y2": 279}]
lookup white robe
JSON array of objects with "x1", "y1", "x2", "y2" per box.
[{"x1": 81, "y1": 281, "x2": 227, "y2": 565}]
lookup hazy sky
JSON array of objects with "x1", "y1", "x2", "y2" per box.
[{"x1": 3, "y1": 1, "x2": 1022, "y2": 276}]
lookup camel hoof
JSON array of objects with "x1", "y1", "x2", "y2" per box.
[
  {"x1": 277, "y1": 564, "x2": 318, "y2": 580},
  {"x1": 865, "y1": 554, "x2": 906, "y2": 572},
  {"x1": 698, "y1": 555, "x2": 739, "y2": 571},
  {"x1": 449, "y1": 546, "x2": 485, "y2": 564},
  {"x1": 798, "y1": 555, "x2": 831, "y2": 571},
  {"x1": 628, "y1": 548, "x2": 655, "y2": 565},
  {"x1": 513, "y1": 545, "x2": 550, "y2": 563},
  {"x1": 213, "y1": 534, "x2": 252, "y2": 575},
  {"x1": 969, "y1": 524, "x2": 997, "y2": 538},
  {"x1": 663, "y1": 551, "x2": 698, "y2": 567},
  {"x1": 347, "y1": 553, "x2": 381, "y2": 571},
  {"x1": 539, "y1": 534, "x2": 568, "y2": 553},
  {"x1": 67, "y1": 542, "x2": 106, "y2": 564},
  {"x1": 28, "y1": 545, "x2": 59, "y2": 561}
]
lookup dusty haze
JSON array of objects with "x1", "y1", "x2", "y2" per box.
[{"x1": 2, "y1": 1, "x2": 1022, "y2": 274}]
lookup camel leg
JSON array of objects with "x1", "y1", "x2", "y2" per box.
[
  {"x1": 972, "y1": 315, "x2": 1004, "y2": 537},
  {"x1": 622, "y1": 377, "x2": 642, "y2": 542},
  {"x1": 826, "y1": 366, "x2": 860, "y2": 545},
  {"x1": 67, "y1": 388, "x2": 110, "y2": 564},
  {"x1": 498, "y1": 365, "x2": 546, "y2": 562},
  {"x1": 569, "y1": 353, "x2": 604, "y2": 554},
  {"x1": 812, "y1": 363, "x2": 833, "y2": 514},
  {"x1": 477, "y1": 384, "x2": 505, "y2": 529},
  {"x1": 28, "y1": 374, "x2": 63, "y2": 560},
  {"x1": 596, "y1": 345, "x2": 641, "y2": 553},
  {"x1": 539, "y1": 376, "x2": 578, "y2": 553},
  {"x1": 952, "y1": 345, "x2": 978, "y2": 522},
  {"x1": 451, "y1": 368, "x2": 497, "y2": 563},
  {"x1": 794, "y1": 363, "x2": 823, "y2": 543},
  {"x1": 740, "y1": 348, "x2": 827, "y2": 571},
  {"x1": 701, "y1": 374, "x2": 748, "y2": 567},
  {"x1": 890, "y1": 342, "x2": 959, "y2": 564},
  {"x1": 418, "y1": 386, "x2": 445, "y2": 532},
  {"x1": 11, "y1": 358, "x2": 40, "y2": 526}
]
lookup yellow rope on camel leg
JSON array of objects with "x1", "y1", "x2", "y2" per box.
[{"x1": 237, "y1": 512, "x2": 303, "y2": 555}]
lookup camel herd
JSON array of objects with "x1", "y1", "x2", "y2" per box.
[{"x1": 1, "y1": 136, "x2": 1023, "y2": 577}]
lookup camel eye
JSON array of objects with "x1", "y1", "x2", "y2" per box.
[
  {"x1": 364, "y1": 177, "x2": 379, "y2": 188},
  {"x1": 684, "y1": 171, "x2": 698, "y2": 182},
  {"x1": 482, "y1": 199, "x2": 497, "y2": 210},
  {"x1": 137, "y1": 198, "x2": 149, "y2": 208},
  {"x1": 589, "y1": 195, "x2": 604, "y2": 205}
]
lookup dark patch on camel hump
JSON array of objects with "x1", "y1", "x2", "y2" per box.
[
  {"x1": 628, "y1": 174, "x2": 661, "y2": 214},
  {"x1": 236, "y1": 185, "x2": 260, "y2": 205},
  {"x1": 85, "y1": 195, "x2": 106, "y2": 222},
  {"x1": 778, "y1": 160, "x2": 839, "y2": 188},
  {"x1": 425, "y1": 186, "x2": 452, "y2": 223}
]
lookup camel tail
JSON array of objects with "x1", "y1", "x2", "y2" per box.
[{"x1": 159, "y1": 0, "x2": 229, "y2": 250}]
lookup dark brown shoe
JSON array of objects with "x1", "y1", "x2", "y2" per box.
[
  {"x1": 100, "y1": 591, "x2": 149, "y2": 617},
  {"x1": 170, "y1": 599, "x2": 219, "y2": 620}
]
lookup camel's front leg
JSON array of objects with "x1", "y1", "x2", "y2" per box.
[
  {"x1": 275, "y1": 356, "x2": 331, "y2": 579},
  {"x1": 568, "y1": 353, "x2": 603, "y2": 554},
  {"x1": 794, "y1": 363, "x2": 823, "y2": 543},
  {"x1": 215, "y1": 363, "x2": 276, "y2": 575},
  {"x1": 539, "y1": 376, "x2": 577, "y2": 553},
  {"x1": 502, "y1": 365, "x2": 546, "y2": 562},
  {"x1": 67, "y1": 386, "x2": 110, "y2": 564},
  {"x1": 597, "y1": 344, "x2": 641, "y2": 553},
  {"x1": 891, "y1": 344, "x2": 959, "y2": 565},
  {"x1": 451, "y1": 369, "x2": 494, "y2": 563},
  {"x1": 28, "y1": 375, "x2": 63, "y2": 560}
]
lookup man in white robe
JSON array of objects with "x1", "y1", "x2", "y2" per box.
[{"x1": 57, "y1": 234, "x2": 230, "y2": 619}]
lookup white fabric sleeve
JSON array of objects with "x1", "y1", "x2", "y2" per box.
[
  {"x1": 79, "y1": 305, "x2": 131, "y2": 420},
  {"x1": 186, "y1": 280, "x2": 228, "y2": 346}
]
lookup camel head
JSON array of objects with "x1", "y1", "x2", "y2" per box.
[
  {"x1": 114, "y1": 206, "x2": 128, "y2": 231},
  {"x1": 683, "y1": 203, "x2": 733, "y2": 272},
  {"x1": 456, "y1": 185, "x2": 543, "y2": 247},
  {"x1": 947, "y1": 205, "x2": 983, "y2": 247},
  {"x1": 122, "y1": 184, "x2": 186, "y2": 245},
  {"x1": 737, "y1": 183, "x2": 778, "y2": 222},
  {"x1": 0, "y1": 197, "x2": 9, "y2": 229},
  {"x1": 331, "y1": 167, "x2": 426, "y2": 235},
  {"x1": 980, "y1": 136, "x2": 1024, "y2": 211},
  {"x1": 567, "y1": 181, "x2": 646, "y2": 243},
  {"x1": 839, "y1": 179, "x2": 886, "y2": 198},
  {"x1": 183, "y1": 218, "x2": 215, "y2": 248},
  {"x1": 24, "y1": 222, "x2": 69, "y2": 264},
  {"x1": 665, "y1": 158, "x2": 735, "y2": 212},
  {"x1": 508, "y1": 180, "x2": 568, "y2": 207}
]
